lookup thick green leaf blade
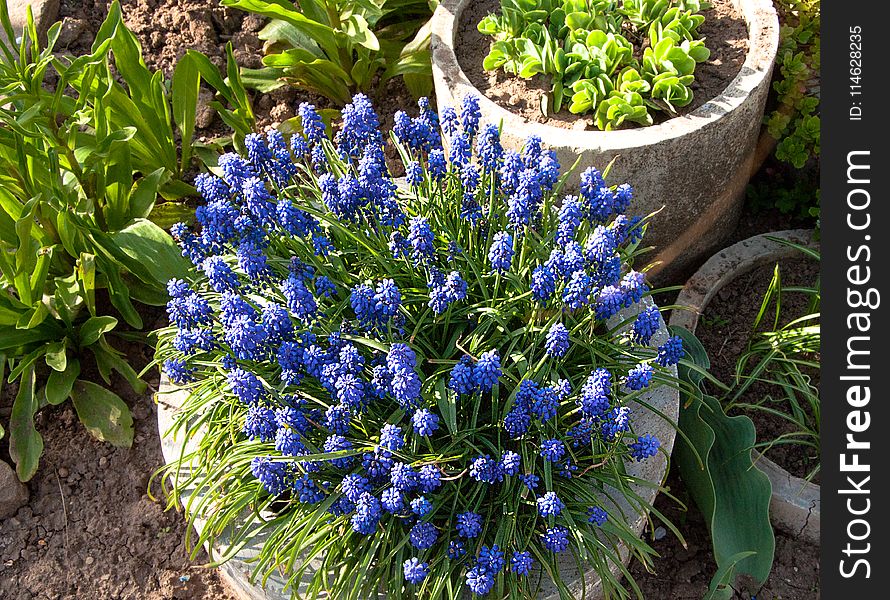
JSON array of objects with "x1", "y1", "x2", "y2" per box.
[
  {"x1": 70, "y1": 380, "x2": 134, "y2": 447},
  {"x1": 674, "y1": 328, "x2": 775, "y2": 590},
  {"x1": 105, "y1": 218, "x2": 189, "y2": 287},
  {"x1": 129, "y1": 168, "x2": 168, "y2": 220},
  {"x1": 172, "y1": 53, "x2": 200, "y2": 172},
  {"x1": 8, "y1": 365, "x2": 43, "y2": 481},
  {"x1": 45, "y1": 358, "x2": 81, "y2": 405},
  {"x1": 78, "y1": 316, "x2": 118, "y2": 347},
  {"x1": 44, "y1": 340, "x2": 67, "y2": 371}
]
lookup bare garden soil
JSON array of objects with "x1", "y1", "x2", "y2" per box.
[
  {"x1": 456, "y1": 0, "x2": 748, "y2": 129},
  {"x1": 1, "y1": 1, "x2": 819, "y2": 599}
]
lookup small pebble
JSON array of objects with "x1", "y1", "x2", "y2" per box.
[
  {"x1": 654, "y1": 526, "x2": 667, "y2": 541},
  {"x1": 58, "y1": 467, "x2": 69, "y2": 478},
  {"x1": 98, "y1": 457, "x2": 107, "y2": 468},
  {"x1": 85, "y1": 556, "x2": 94, "y2": 565}
]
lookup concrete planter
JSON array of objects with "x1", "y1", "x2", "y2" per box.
[
  {"x1": 669, "y1": 230, "x2": 820, "y2": 543},
  {"x1": 430, "y1": 0, "x2": 779, "y2": 278},
  {"x1": 156, "y1": 298, "x2": 680, "y2": 599}
]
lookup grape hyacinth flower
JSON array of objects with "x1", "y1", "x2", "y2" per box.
[
  {"x1": 541, "y1": 526, "x2": 570, "y2": 553},
  {"x1": 588, "y1": 506, "x2": 609, "y2": 526},
  {"x1": 466, "y1": 566, "x2": 495, "y2": 596},
  {"x1": 631, "y1": 305, "x2": 661, "y2": 345},
  {"x1": 656, "y1": 336, "x2": 685, "y2": 366},
  {"x1": 624, "y1": 363, "x2": 655, "y2": 390},
  {"x1": 403, "y1": 558, "x2": 429, "y2": 584},
  {"x1": 473, "y1": 350, "x2": 502, "y2": 390},
  {"x1": 537, "y1": 491, "x2": 565, "y2": 517},
  {"x1": 511, "y1": 551, "x2": 534, "y2": 576},
  {"x1": 456, "y1": 512, "x2": 483, "y2": 538},
  {"x1": 157, "y1": 92, "x2": 683, "y2": 598},
  {"x1": 488, "y1": 231, "x2": 514, "y2": 273},
  {"x1": 409, "y1": 521, "x2": 438, "y2": 550},
  {"x1": 540, "y1": 439, "x2": 566, "y2": 463},
  {"x1": 545, "y1": 322, "x2": 570, "y2": 358},
  {"x1": 629, "y1": 434, "x2": 660, "y2": 461},
  {"x1": 412, "y1": 409, "x2": 440, "y2": 436}
]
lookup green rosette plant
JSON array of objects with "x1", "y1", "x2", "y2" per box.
[
  {"x1": 479, "y1": 0, "x2": 711, "y2": 129},
  {"x1": 156, "y1": 94, "x2": 685, "y2": 598},
  {"x1": 767, "y1": 0, "x2": 820, "y2": 170},
  {"x1": 0, "y1": 0, "x2": 253, "y2": 480},
  {"x1": 223, "y1": 0, "x2": 437, "y2": 104}
]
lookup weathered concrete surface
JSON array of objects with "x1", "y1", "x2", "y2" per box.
[
  {"x1": 756, "y1": 454, "x2": 820, "y2": 544},
  {"x1": 1, "y1": 0, "x2": 59, "y2": 45},
  {"x1": 430, "y1": 0, "x2": 780, "y2": 281},
  {"x1": 157, "y1": 297, "x2": 679, "y2": 600},
  {"x1": 669, "y1": 229, "x2": 820, "y2": 543}
]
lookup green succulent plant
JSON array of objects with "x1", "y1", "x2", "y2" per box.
[{"x1": 480, "y1": 0, "x2": 712, "y2": 129}]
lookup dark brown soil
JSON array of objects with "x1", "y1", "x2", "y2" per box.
[
  {"x1": 629, "y1": 471, "x2": 820, "y2": 599},
  {"x1": 695, "y1": 257, "x2": 820, "y2": 482},
  {"x1": 457, "y1": 0, "x2": 748, "y2": 129},
  {"x1": 0, "y1": 331, "x2": 237, "y2": 600}
]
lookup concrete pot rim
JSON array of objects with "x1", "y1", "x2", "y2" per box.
[
  {"x1": 668, "y1": 229, "x2": 820, "y2": 542},
  {"x1": 156, "y1": 297, "x2": 680, "y2": 600},
  {"x1": 430, "y1": 0, "x2": 779, "y2": 150}
]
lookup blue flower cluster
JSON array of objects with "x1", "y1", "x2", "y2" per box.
[{"x1": 160, "y1": 93, "x2": 681, "y2": 598}]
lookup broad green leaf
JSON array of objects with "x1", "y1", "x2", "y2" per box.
[
  {"x1": 78, "y1": 315, "x2": 118, "y2": 347},
  {"x1": 93, "y1": 255, "x2": 141, "y2": 330},
  {"x1": 45, "y1": 358, "x2": 80, "y2": 405},
  {"x1": 129, "y1": 168, "x2": 168, "y2": 221},
  {"x1": 221, "y1": 0, "x2": 339, "y2": 59},
  {"x1": 70, "y1": 379, "x2": 134, "y2": 447},
  {"x1": 44, "y1": 340, "x2": 67, "y2": 371},
  {"x1": 8, "y1": 364, "x2": 43, "y2": 481},
  {"x1": 172, "y1": 53, "x2": 200, "y2": 173},
  {"x1": 104, "y1": 218, "x2": 189, "y2": 287},
  {"x1": 341, "y1": 14, "x2": 380, "y2": 52},
  {"x1": 673, "y1": 327, "x2": 775, "y2": 591},
  {"x1": 91, "y1": 338, "x2": 148, "y2": 394},
  {"x1": 240, "y1": 67, "x2": 289, "y2": 93},
  {"x1": 147, "y1": 201, "x2": 196, "y2": 230},
  {"x1": 259, "y1": 20, "x2": 325, "y2": 56},
  {"x1": 78, "y1": 252, "x2": 97, "y2": 316}
]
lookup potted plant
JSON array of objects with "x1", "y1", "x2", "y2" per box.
[
  {"x1": 430, "y1": 0, "x2": 779, "y2": 277},
  {"x1": 154, "y1": 94, "x2": 682, "y2": 598},
  {"x1": 670, "y1": 229, "x2": 819, "y2": 543}
]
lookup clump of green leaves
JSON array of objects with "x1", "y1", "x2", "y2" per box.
[
  {"x1": 766, "y1": 0, "x2": 820, "y2": 168},
  {"x1": 224, "y1": 0, "x2": 436, "y2": 105},
  {"x1": 479, "y1": 0, "x2": 711, "y2": 129},
  {"x1": 0, "y1": 0, "x2": 247, "y2": 480},
  {"x1": 723, "y1": 240, "x2": 820, "y2": 481}
]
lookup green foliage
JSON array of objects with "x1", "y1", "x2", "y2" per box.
[
  {"x1": 479, "y1": 0, "x2": 711, "y2": 129},
  {"x1": 0, "y1": 0, "x2": 243, "y2": 480},
  {"x1": 225, "y1": 0, "x2": 436, "y2": 104},
  {"x1": 766, "y1": 0, "x2": 820, "y2": 168},
  {"x1": 672, "y1": 327, "x2": 775, "y2": 599},
  {"x1": 747, "y1": 175, "x2": 819, "y2": 219},
  {"x1": 723, "y1": 240, "x2": 820, "y2": 480}
]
